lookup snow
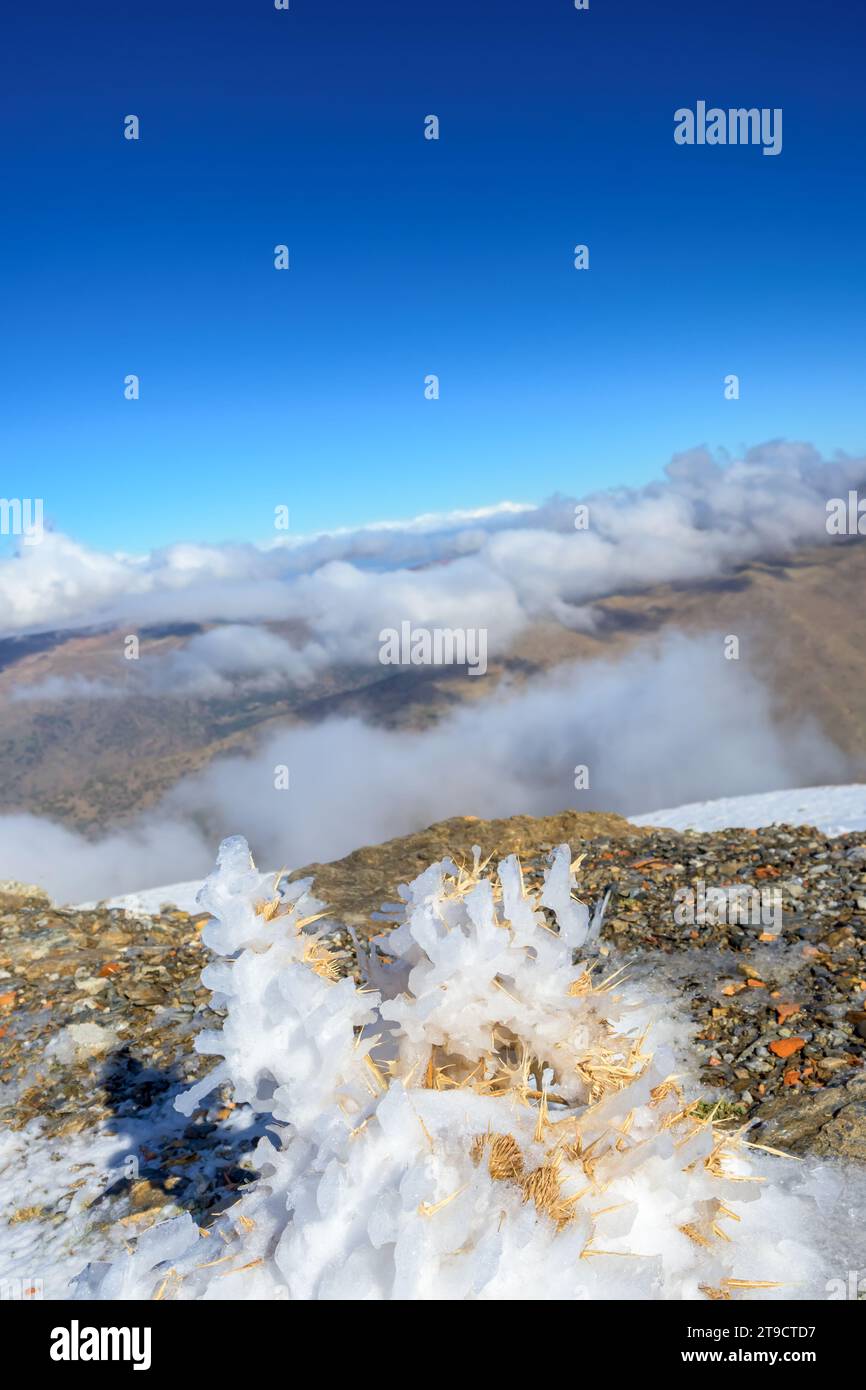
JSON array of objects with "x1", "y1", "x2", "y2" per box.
[
  {"x1": 632, "y1": 783, "x2": 866, "y2": 837},
  {"x1": 0, "y1": 1123, "x2": 141, "y2": 1299},
  {"x1": 70, "y1": 836, "x2": 866, "y2": 1301},
  {"x1": 0, "y1": 1088, "x2": 263, "y2": 1300},
  {"x1": 75, "y1": 879, "x2": 206, "y2": 914},
  {"x1": 46, "y1": 1022, "x2": 119, "y2": 1064}
]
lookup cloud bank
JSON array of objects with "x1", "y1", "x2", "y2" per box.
[
  {"x1": 0, "y1": 631, "x2": 848, "y2": 902},
  {"x1": 3, "y1": 444, "x2": 865, "y2": 686},
  {"x1": 1, "y1": 440, "x2": 861, "y2": 899}
]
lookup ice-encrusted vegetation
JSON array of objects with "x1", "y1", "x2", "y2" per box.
[{"x1": 75, "y1": 836, "x2": 847, "y2": 1300}]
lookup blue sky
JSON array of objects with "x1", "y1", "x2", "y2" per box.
[{"x1": 3, "y1": 0, "x2": 864, "y2": 550}]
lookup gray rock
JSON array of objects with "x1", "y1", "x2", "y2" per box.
[{"x1": 753, "y1": 1076, "x2": 866, "y2": 1160}]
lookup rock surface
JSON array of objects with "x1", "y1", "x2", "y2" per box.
[
  {"x1": 0, "y1": 880, "x2": 51, "y2": 912},
  {"x1": 755, "y1": 1076, "x2": 866, "y2": 1160},
  {"x1": 287, "y1": 809, "x2": 643, "y2": 929}
]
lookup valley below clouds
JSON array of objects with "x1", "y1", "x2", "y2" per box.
[{"x1": 1, "y1": 440, "x2": 864, "y2": 901}]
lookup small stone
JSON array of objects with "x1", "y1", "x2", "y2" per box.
[
  {"x1": 77, "y1": 977, "x2": 109, "y2": 996},
  {"x1": 129, "y1": 1179, "x2": 169, "y2": 1211},
  {"x1": 48, "y1": 1022, "x2": 119, "y2": 1062}
]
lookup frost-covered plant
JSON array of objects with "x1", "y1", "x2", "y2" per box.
[{"x1": 75, "y1": 836, "x2": 838, "y2": 1300}]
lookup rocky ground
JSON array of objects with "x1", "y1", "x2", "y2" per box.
[{"x1": 1, "y1": 810, "x2": 865, "y2": 1277}]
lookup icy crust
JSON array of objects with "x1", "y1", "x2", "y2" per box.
[
  {"x1": 173, "y1": 836, "x2": 380, "y2": 1139},
  {"x1": 74, "y1": 837, "x2": 841, "y2": 1301}
]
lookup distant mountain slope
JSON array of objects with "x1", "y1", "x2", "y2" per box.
[{"x1": 2, "y1": 539, "x2": 864, "y2": 832}]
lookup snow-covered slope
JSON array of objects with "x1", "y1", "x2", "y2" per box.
[
  {"x1": 76, "y1": 879, "x2": 207, "y2": 914},
  {"x1": 632, "y1": 783, "x2": 866, "y2": 836}
]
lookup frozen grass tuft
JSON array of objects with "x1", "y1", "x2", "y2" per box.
[{"x1": 74, "y1": 837, "x2": 859, "y2": 1300}]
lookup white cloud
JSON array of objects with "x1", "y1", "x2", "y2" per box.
[
  {"x1": 10, "y1": 625, "x2": 331, "y2": 702},
  {"x1": 0, "y1": 814, "x2": 212, "y2": 905},
  {"x1": 152, "y1": 625, "x2": 330, "y2": 696},
  {"x1": 170, "y1": 630, "x2": 845, "y2": 870},
  {"x1": 1, "y1": 631, "x2": 849, "y2": 902},
  {"x1": 2, "y1": 445, "x2": 864, "y2": 680}
]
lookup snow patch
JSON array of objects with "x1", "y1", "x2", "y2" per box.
[
  {"x1": 633, "y1": 784, "x2": 866, "y2": 836},
  {"x1": 75, "y1": 879, "x2": 206, "y2": 915}
]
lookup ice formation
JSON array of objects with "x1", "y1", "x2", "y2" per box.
[{"x1": 75, "y1": 837, "x2": 848, "y2": 1300}]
